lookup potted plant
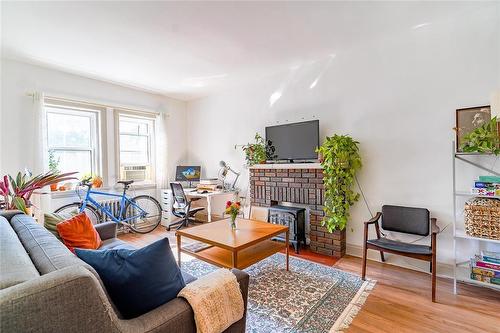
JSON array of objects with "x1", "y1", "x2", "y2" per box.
[
  {"x1": 48, "y1": 150, "x2": 60, "y2": 191},
  {"x1": 460, "y1": 117, "x2": 500, "y2": 155},
  {"x1": 0, "y1": 171, "x2": 77, "y2": 215},
  {"x1": 316, "y1": 135, "x2": 362, "y2": 232},
  {"x1": 237, "y1": 133, "x2": 277, "y2": 166}
]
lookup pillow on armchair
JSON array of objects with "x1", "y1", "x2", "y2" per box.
[
  {"x1": 75, "y1": 237, "x2": 185, "y2": 319},
  {"x1": 44, "y1": 211, "x2": 77, "y2": 240},
  {"x1": 56, "y1": 212, "x2": 102, "y2": 251}
]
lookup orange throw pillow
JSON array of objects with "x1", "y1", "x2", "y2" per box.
[{"x1": 56, "y1": 212, "x2": 102, "y2": 252}]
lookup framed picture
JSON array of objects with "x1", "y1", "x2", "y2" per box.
[{"x1": 455, "y1": 105, "x2": 491, "y2": 152}]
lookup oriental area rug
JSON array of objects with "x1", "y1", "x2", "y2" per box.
[{"x1": 181, "y1": 253, "x2": 376, "y2": 333}]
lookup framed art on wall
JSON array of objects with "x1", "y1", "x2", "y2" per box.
[{"x1": 455, "y1": 105, "x2": 491, "y2": 152}]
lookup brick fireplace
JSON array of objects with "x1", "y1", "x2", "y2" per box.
[{"x1": 249, "y1": 164, "x2": 346, "y2": 258}]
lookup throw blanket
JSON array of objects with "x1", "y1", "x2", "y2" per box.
[{"x1": 178, "y1": 269, "x2": 244, "y2": 333}]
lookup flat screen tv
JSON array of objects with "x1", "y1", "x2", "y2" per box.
[{"x1": 265, "y1": 120, "x2": 319, "y2": 161}]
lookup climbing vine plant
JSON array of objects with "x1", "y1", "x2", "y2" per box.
[{"x1": 316, "y1": 135, "x2": 362, "y2": 232}]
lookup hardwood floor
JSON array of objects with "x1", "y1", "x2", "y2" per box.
[{"x1": 119, "y1": 228, "x2": 500, "y2": 333}]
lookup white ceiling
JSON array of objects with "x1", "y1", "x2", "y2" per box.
[{"x1": 1, "y1": 1, "x2": 492, "y2": 101}]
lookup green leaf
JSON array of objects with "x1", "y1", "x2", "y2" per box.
[{"x1": 318, "y1": 134, "x2": 362, "y2": 233}]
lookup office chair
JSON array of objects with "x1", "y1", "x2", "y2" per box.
[
  {"x1": 362, "y1": 205, "x2": 440, "y2": 302},
  {"x1": 167, "y1": 182, "x2": 205, "y2": 231}
]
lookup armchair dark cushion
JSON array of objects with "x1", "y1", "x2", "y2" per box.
[
  {"x1": 366, "y1": 238, "x2": 431, "y2": 255},
  {"x1": 381, "y1": 205, "x2": 430, "y2": 236}
]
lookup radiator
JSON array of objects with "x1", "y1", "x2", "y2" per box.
[
  {"x1": 97, "y1": 199, "x2": 155, "y2": 233},
  {"x1": 97, "y1": 199, "x2": 132, "y2": 233}
]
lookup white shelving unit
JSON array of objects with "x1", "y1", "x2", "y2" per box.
[{"x1": 452, "y1": 142, "x2": 500, "y2": 294}]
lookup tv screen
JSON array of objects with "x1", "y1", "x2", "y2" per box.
[
  {"x1": 265, "y1": 120, "x2": 319, "y2": 161},
  {"x1": 175, "y1": 166, "x2": 201, "y2": 182}
]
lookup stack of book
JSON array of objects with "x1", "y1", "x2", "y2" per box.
[
  {"x1": 471, "y1": 176, "x2": 500, "y2": 196},
  {"x1": 470, "y1": 250, "x2": 500, "y2": 285}
]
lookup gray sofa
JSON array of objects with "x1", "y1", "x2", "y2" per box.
[{"x1": 0, "y1": 211, "x2": 249, "y2": 333}]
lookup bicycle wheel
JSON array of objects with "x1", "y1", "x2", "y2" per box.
[
  {"x1": 54, "y1": 203, "x2": 102, "y2": 225},
  {"x1": 124, "y1": 195, "x2": 162, "y2": 234}
]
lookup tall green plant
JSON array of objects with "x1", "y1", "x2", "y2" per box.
[{"x1": 317, "y1": 135, "x2": 362, "y2": 232}]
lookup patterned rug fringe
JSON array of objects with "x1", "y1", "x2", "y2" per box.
[{"x1": 329, "y1": 279, "x2": 377, "y2": 332}]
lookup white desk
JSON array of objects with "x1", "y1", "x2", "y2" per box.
[{"x1": 161, "y1": 188, "x2": 236, "y2": 223}]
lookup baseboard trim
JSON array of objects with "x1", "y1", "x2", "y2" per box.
[{"x1": 346, "y1": 243, "x2": 454, "y2": 279}]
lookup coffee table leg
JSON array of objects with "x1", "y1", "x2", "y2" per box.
[
  {"x1": 286, "y1": 229, "x2": 289, "y2": 271},
  {"x1": 176, "y1": 234, "x2": 181, "y2": 268},
  {"x1": 232, "y1": 251, "x2": 238, "y2": 269}
]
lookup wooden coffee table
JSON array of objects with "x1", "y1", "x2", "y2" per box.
[{"x1": 175, "y1": 218, "x2": 289, "y2": 270}]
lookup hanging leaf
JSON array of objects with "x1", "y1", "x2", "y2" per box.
[{"x1": 316, "y1": 135, "x2": 362, "y2": 232}]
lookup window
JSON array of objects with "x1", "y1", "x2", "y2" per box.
[
  {"x1": 45, "y1": 105, "x2": 100, "y2": 180},
  {"x1": 117, "y1": 113, "x2": 155, "y2": 183}
]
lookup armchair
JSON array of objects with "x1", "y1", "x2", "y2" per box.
[{"x1": 361, "y1": 205, "x2": 440, "y2": 302}]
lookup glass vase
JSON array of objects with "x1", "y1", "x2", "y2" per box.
[{"x1": 230, "y1": 216, "x2": 237, "y2": 230}]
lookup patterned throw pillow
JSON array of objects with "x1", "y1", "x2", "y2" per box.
[
  {"x1": 44, "y1": 212, "x2": 77, "y2": 240},
  {"x1": 56, "y1": 212, "x2": 102, "y2": 252}
]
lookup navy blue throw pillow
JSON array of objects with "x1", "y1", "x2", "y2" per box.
[{"x1": 75, "y1": 237, "x2": 185, "y2": 319}]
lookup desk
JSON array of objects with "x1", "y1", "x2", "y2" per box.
[{"x1": 161, "y1": 188, "x2": 236, "y2": 224}]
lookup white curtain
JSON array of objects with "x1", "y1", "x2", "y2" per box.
[
  {"x1": 155, "y1": 111, "x2": 169, "y2": 189},
  {"x1": 33, "y1": 92, "x2": 47, "y2": 175}
]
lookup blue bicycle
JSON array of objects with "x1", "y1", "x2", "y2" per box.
[{"x1": 55, "y1": 179, "x2": 162, "y2": 234}]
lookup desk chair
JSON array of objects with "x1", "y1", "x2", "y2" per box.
[
  {"x1": 167, "y1": 182, "x2": 205, "y2": 231},
  {"x1": 362, "y1": 205, "x2": 440, "y2": 302}
]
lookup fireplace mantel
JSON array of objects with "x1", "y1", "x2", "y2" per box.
[{"x1": 249, "y1": 163, "x2": 322, "y2": 170}]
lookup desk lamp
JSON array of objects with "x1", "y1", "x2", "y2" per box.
[{"x1": 219, "y1": 161, "x2": 240, "y2": 191}]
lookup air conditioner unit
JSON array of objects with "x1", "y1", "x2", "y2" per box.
[{"x1": 122, "y1": 165, "x2": 147, "y2": 181}]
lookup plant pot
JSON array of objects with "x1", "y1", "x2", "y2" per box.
[
  {"x1": 50, "y1": 183, "x2": 58, "y2": 192},
  {"x1": 25, "y1": 206, "x2": 33, "y2": 217}
]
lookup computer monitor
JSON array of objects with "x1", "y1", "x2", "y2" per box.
[{"x1": 175, "y1": 166, "x2": 201, "y2": 186}]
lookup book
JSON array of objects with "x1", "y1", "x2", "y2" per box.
[
  {"x1": 479, "y1": 176, "x2": 500, "y2": 183},
  {"x1": 470, "y1": 273, "x2": 500, "y2": 286},
  {"x1": 481, "y1": 250, "x2": 500, "y2": 264},
  {"x1": 472, "y1": 267, "x2": 500, "y2": 278},
  {"x1": 475, "y1": 260, "x2": 500, "y2": 271},
  {"x1": 471, "y1": 187, "x2": 496, "y2": 196},
  {"x1": 474, "y1": 181, "x2": 493, "y2": 188},
  {"x1": 471, "y1": 273, "x2": 491, "y2": 283}
]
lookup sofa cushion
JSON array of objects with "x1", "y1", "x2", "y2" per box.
[
  {"x1": 43, "y1": 211, "x2": 76, "y2": 240},
  {"x1": 75, "y1": 237, "x2": 186, "y2": 319},
  {"x1": 9, "y1": 214, "x2": 86, "y2": 275},
  {"x1": 99, "y1": 238, "x2": 135, "y2": 250},
  {"x1": 57, "y1": 213, "x2": 102, "y2": 252},
  {"x1": 0, "y1": 216, "x2": 40, "y2": 289}
]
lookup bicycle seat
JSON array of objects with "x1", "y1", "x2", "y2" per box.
[{"x1": 117, "y1": 180, "x2": 134, "y2": 187}]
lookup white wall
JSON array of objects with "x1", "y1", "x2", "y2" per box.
[
  {"x1": 186, "y1": 5, "x2": 500, "y2": 274},
  {"x1": 0, "y1": 58, "x2": 188, "y2": 184}
]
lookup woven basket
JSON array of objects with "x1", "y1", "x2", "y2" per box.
[{"x1": 464, "y1": 198, "x2": 500, "y2": 240}]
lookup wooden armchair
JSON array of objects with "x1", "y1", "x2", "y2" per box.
[{"x1": 362, "y1": 205, "x2": 440, "y2": 302}]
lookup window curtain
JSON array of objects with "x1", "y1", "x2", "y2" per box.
[
  {"x1": 33, "y1": 92, "x2": 48, "y2": 174},
  {"x1": 155, "y1": 111, "x2": 169, "y2": 189}
]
